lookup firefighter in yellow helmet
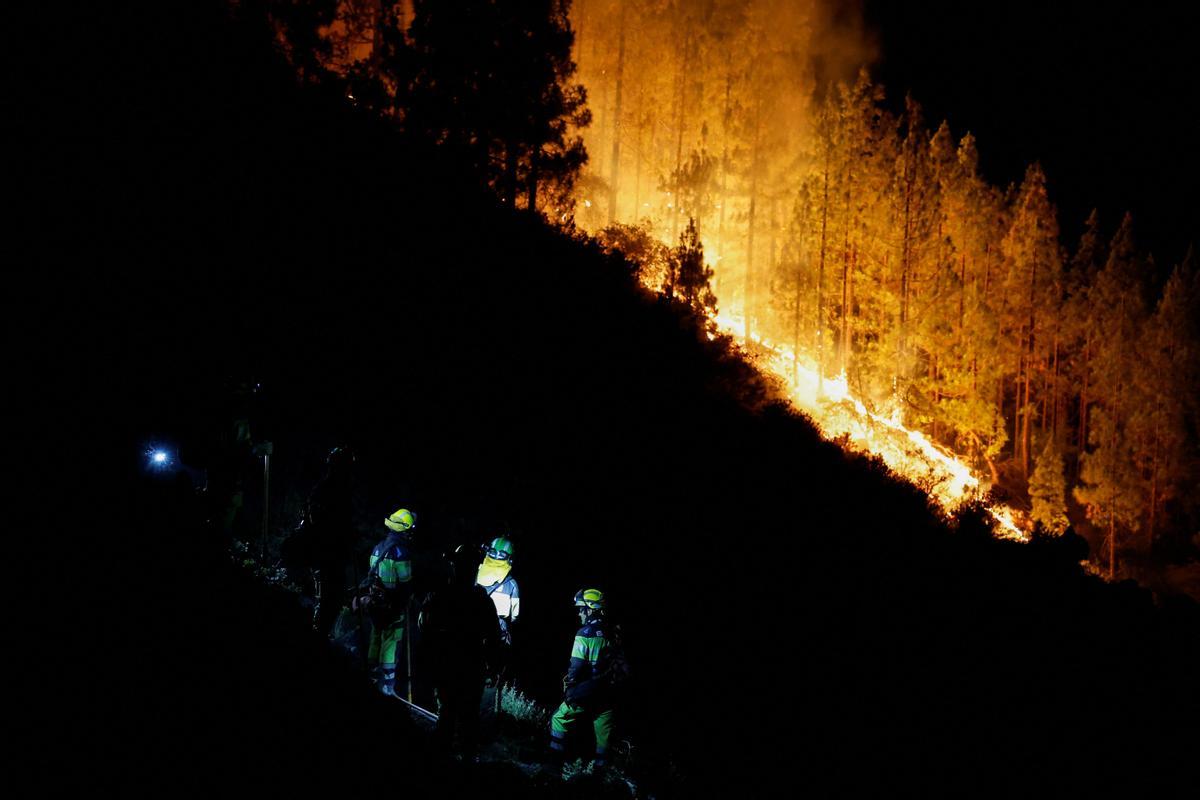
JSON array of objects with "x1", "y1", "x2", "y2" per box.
[
  {"x1": 549, "y1": 588, "x2": 627, "y2": 768},
  {"x1": 354, "y1": 507, "x2": 415, "y2": 697}
]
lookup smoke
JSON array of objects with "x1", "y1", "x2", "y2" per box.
[
  {"x1": 806, "y1": 0, "x2": 879, "y2": 96},
  {"x1": 569, "y1": 0, "x2": 880, "y2": 266}
]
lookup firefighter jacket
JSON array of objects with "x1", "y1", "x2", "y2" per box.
[
  {"x1": 367, "y1": 532, "x2": 412, "y2": 618},
  {"x1": 480, "y1": 574, "x2": 520, "y2": 641},
  {"x1": 563, "y1": 621, "x2": 619, "y2": 708}
]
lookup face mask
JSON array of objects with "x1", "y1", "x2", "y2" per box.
[{"x1": 476, "y1": 556, "x2": 511, "y2": 587}]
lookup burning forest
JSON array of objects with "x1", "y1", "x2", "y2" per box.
[
  {"x1": 296, "y1": 0, "x2": 1200, "y2": 589},
  {"x1": 569, "y1": 0, "x2": 1200, "y2": 585}
]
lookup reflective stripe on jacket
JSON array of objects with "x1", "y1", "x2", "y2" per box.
[
  {"x1": 564, "y1": 622, "x2": 611, "y2": 706},
  {"x1": 482, "y1": 574, "x2": 520, "y2": 623},
  {"x1": 369, "y1": 533, "x2": 413, "y2": 591}
]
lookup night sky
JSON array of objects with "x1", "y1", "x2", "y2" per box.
[{"x1": 864, "y1": 0, "x2": 1199, "y2": 269}]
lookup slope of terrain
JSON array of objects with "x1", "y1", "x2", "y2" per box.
[{"x1": 22, "y1": 3, "x2": 1199, "y2": 795}]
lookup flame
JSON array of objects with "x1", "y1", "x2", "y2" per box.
[
  {"x1": 709, "y1": 310, "x2": 1027, "y2": 541},
  {"x1": 562, "y1": 0, "x2": 1029, "y2": 544}
]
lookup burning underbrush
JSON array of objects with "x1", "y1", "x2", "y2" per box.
[
  {"x1": 595, "y1": 230, "x2": 1029, "y2": 542},
  {"x1": 714, "y1": 309, "x2": 1027, "y2": 540}
]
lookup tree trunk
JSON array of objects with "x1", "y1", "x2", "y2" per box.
[
  {"x1": 898, "y1": 170, "x2": 912, "y2": 385},
  {"x1": 1148, "y1": 406, "x2": 1161, "y2": 552},
  {"x1": 1012, "y1": 351, "x2": 1022, "y2": 464},
  {"x1": 971, "y1": 431, "x2": 1002, "y2": 485},
  {"x1": 930, "y1": 354, "x2": 939, "y2": 441},
  {"x1": 846, "y1": 243, "x2": 856, "y2": 377},
  {"x1": 996, "y1": 370, "x2": 1005, "y2": 446},
  {"x1": 632, "y1": 87, "x2": 643, "y2": 219},
  {"x1": 1108, "y1": 503, "x2": 1116, "y2": 580},
  {"x1": 670, "y1": 28, "x2": 690, "y2": 241},
  {"x1": 1022, "y1": 253, "x2": 1038, "y2": 478},
  {"x1": 958, "y1": 254, "x2": 967, "y2": 342},
  {"x1": 1021, "y1": 357, "x2": 1032, "y2": 478},
  {"x1": 574, "y1": 0, "x2": 587, "y2": 69},
  {"x1": 744, "y1": 102, "x2": 762, "y2": 343},
  {"x1": 793, "y1": 241, "x2": 805, "y2": 385},
  {"x1": 607, "y1": 1, "x2": 626, "y2": 224},
  {"x1": 770, "y1": 195, "x2": 778, "y2": 290},
  {"x1": 815, "y1": 133, "x2": 829, "y2": 390},
  {"x1": 1077, "y1": 335, "x2": 1091, "y2": 478},
  {"x1": 1050, "y1": 329, "x2": 1060, "y2": 436},
  {"x1": 840, "y1": 220, "x2": 850, "y2": 377},
  {"x1": 1108, "y1": 337, "x2": 1125, "y2": 580},
  {"x1": 716, "y1": 58, "x2": 732, "y2": 294},
  {"x1": 592, "y1": 19, "x2": 608, "y2": 181},
  {"x1": 982, "y1": 242, "x2": 992, "y2": 296}
]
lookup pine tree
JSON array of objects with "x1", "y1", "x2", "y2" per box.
[
  {"x1": 776, "y1": 180, "x2": 821, "y2": 384},
  {"x1": 1075, "y1": 407, "x2": 1143, "y2": 577},
  {"x1": 673, "y1": 217, "x2": 718, "y2": 322},
  {"x1": 1029, "y1": 435, "x2": 1069, "y2": 534},
  {"x1": 889, "y1": 96, "x2": 939, "y2": 401},
  {"x1": 665, "y1": 149, "x2": 718, "y2": 238},
  {"x1": 998, "y1": 163, "x2": 1062, "y2": 477},
  {"x1": 1062, "y1": 209, "x2": 1106, "y2": 473},
  {"x1": 831, "y1": 70, "x2": 889, "y2": 384},
  {"x1": 1128, "y1": 256, "x2": 1198, "y2": 551},
  {"x1": 1073, "y1": 214, "x2": 1149, "y2": 577},
  {"x1": 932, "y1": 132, "x2": 1007, "y2": 482},
  {"x1": 407, "y1": 0, "x2": 590, "y2": 211}
]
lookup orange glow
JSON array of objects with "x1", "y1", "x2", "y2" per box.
[
  {"x1": 711, "y1": 309, "x2": 1026, "y2": 540},
  {"x1": 570, "y1": 1, "x2": 1027, "y2": 542}
]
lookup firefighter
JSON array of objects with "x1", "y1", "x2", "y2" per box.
[
  {"x1": 476, "y1": 536, "x2": 520, "y2": 643},
  {"x1": 549, "y1": 588, "x2": 624, "y2": 768},
  {"x1": 476, "y1": 536, "x2": 520, "y2": 713},
  {"x1": 307, "y1": 446, "x2": 355, "y2": 637},
  {"x1": 355, "y1": 507, "x2": 415, "y2": 697},
  {"x1": 421, "y1": 545, "x2": 502, "y2": 761}
]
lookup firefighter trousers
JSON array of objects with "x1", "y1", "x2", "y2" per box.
[
  {"x1": 550, "y1": 702, "x2": 614, "y2": 765},
  {"x1": 367, "y1": 614, "x2": 406, "y2": 694}
]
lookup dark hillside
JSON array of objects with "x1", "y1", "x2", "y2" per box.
[{"x1": 23, "y1": 3, "x2": 1199, "y2": 795}]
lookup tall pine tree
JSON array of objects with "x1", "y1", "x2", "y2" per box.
[
  {"x1": 1029, "y1": 435, "x2": 1069, "y2": 534},
  {"x1": 1074, "y1": 214, "x2": 1148, "y2": 577}
]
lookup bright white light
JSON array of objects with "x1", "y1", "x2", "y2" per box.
[{"x1": 152, "y1": 451, "x2": 168, "y2": 464}]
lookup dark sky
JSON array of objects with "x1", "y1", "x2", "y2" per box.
[{"x1": 863, "y1": 0, "x2": 1199, "y2": 269}]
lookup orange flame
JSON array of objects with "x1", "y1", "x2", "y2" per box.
[{"x1": 710, "y1": 308, "x2": 1027, "y2": 541}]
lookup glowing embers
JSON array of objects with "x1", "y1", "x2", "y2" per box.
[{"x1": 710, "y1": 310, "x2": 1027, "y2": 542}]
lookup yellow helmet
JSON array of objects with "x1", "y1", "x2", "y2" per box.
[
  {"x1": 574, "y1": 588, "x2": 605, "y2": 611},
  {"x1": 384, "y1": 508, "x2": 416, "y2": 533}
]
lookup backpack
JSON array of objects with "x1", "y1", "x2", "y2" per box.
[
  {"x1": 353, "y1": 541, "x2": 407, "y2": 626},
  {"x1": 598, "y1": 626, "x2": 632, "y2": 689}
]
